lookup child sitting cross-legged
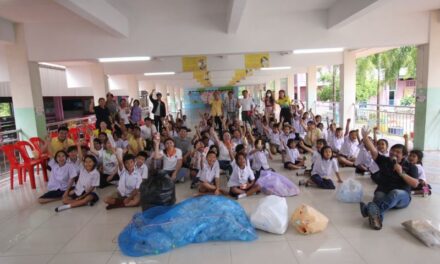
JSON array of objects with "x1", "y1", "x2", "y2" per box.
[
  {"x1": 228, "y1": 152, "x2": 261, "y2": 199},
  {"x1": 299, "y1": 146, "x2": 342, "y2": 189},
  {"x1": 38, "y1": 150, "x2": 77, "y2": 204},
  {"x1": 196, "y1": 151, "x2": 226, "y2": 196},
  {"x1": 284, "y1": 139, "x2": 305, "y2": 170},
  {"x1": 55, "y1": 143, "x2": 100, "y2": 212},
  {"x1": 105, "y1": 153, "x2": 143, "y2": 210}
]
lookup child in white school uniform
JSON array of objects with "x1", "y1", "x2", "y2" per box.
[
  {"x1": 135, "y1": 151, "x2": 149, "y2": 180},
  {"x1": 105, "y1": 153, "x2": 143, "y2": 210},
  {"x1": 38, "y1": 150, "x2": 77, "y2": 204},
  {"x1": 296, "y1": 139, "x2": 327, "y2": 177},
  {"x1": 264, "y1": 123, "x2": 281, "y2": 155},
  {"x1": 283, "y1": 139, "x2": 305, "y2": 170},
  {"x1": 95, "y1": 139, "x2": 119, "y2": 188},
  {"x1": 249, "y1": 138, "x2": 273, "y2": 179},
  {"x1": 408, "y1": 150, "x2": 431, "y2": 196},
  {"x1": 228, "y1": 152, "x2": 261, "y2": 199},
  {"x1": 66, "y1": 146, "x2": 81, "y2": 178},
  {"x1": 300, "y1": 146, "x2": 342, "y2": 189},
  {"x1": 55, "y1": 145, "x2": 100, "y2": 212},
  {"x1": 197, "y1": 151, "x2": 225, "y2": 195},
  {"x1": 337, "y1": 119, "x2": 360, "y2": 167},
  {"x1": 279, "y1": 124, "x2": 296, "y2": 162}
]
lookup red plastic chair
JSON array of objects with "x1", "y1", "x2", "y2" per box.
[
  {"x1": 68, "y1": 127, "x2": 80, "y2": 142},
  {"x1": 29, "y1": 137, "x2": 50, "y2": 174},
  {"x1": 0, "y1": 144, "x2": 25, "y2": 190},
  {"x1": 15, "y1": 141, "x2": 48, "y2": 189}
]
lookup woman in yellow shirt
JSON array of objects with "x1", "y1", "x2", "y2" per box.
[
  {"x1": 276, "y1": 90, "x2": 292, "y2": 124},
  {"x1": 210, "y1": 91, "x2": 223, "y2": 131}
]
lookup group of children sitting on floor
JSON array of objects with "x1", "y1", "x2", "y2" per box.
[{"x1": 36, "y1": 99, "x2": 430, "y2": 213}]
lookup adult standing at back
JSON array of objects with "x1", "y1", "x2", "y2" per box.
[
  {"x1": 264, "y1": 90, "x2": 275, "y2": 118},
  {"x1": 118, "y1": 98, "x2": 131, "y2": 127},
  {"x1": 106, "y1": 93, "x2": 118, "y2": 120},
  {"x1": 130, "y1": 99, "x2": 142, "y2": 125},
  {"x1": 210, "y1": 91, "x2": 223, "y2": 131},
  {"x1": 223, "y1": 91, "x2": 239, "y2": 121},
  {"x1": 238, "y1": 90, "x2": 255, "y2": 125},
  {"x1": 149, "y1": 89, "x2": 167, "y2": 132},
  {"x1": 89, "y1": 97, "x2": 111, "y2": 128},
  {"x1": 276, "y1": 89, "x2": 292, "y2": 124}
]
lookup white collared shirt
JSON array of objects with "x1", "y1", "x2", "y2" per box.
[
  {"x1": 285, "y1": 148, "x2": 300, "y2": 163},
  {"x1": 311, "y1": 157, "x2": 339, "y2": 178},
  {"x1": 251, "y1": 150, "x2": 270, "y2": 170},
  {"x1": 227, "y1": 164, "x2": 255, "y2": 187},
  {"x1": 136, "y1": 163, "x2": 149, "y2": 179},
  {"x1": 74, "y1": 167, "x2": 100, "y2": 196},
  {"x1": 117, "y1": 168, "x2": 142, "y2": 197},
  {"x1": 340, "y1": 136, "x2": 359, "y2": 157},
  {"x1": 197, "y1": 161, "x2": 220, "y2": 183},
  {"x1": 47, "y1": 159, "x2": 77, "y2": 191}
]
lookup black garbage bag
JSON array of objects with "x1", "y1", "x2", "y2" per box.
[{"x1": 140, "y1": 174, "x2": 176, "y2": 211}]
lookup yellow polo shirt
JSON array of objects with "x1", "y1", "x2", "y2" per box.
[
  {"x1": 276, "y1": 96, "x2": 291, "y2": 108},
  {"x1": 210, "y1": 99, "x2": 223, "y2": 117},
  {"x1": 49, "y1": 138, "x2": 75, "y2": 157},
  {"x1": 128, "y1": 136, "x2": 146, "y2": 155}
]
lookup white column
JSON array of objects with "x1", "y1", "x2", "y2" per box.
[
  {"x1": 339, "y1": 51, "x2": 356, "y2": 127},
  {"x1": 90, "y1": 63, "x2": 107, "y2": 104},
  {"x1": 287, "y1": 73, "x2": 295, "y2": 100},
  {"x1": 295, "y1": 74, "x2": 301, "y2": 101},
  {"x1": 126, "y1": 75, "x2": 139, "y2": 100},
  {"x1": 5, "y1": 24, "x2": 46, "y2": 138},
  {"x1": 307, "y1": 66, "x2": 317, "y2": 113},
  {"x1": 414, "y1": 10, "x2": 440, "y2": 150}
]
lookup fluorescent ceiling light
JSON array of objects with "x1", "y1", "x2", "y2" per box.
[
  {"x1": 98, "y1": 56, "x2": 151, "y2": 63},
  {"x1": 144, "y1": 72, "x2": 175, "y2": 76},
  {"x1": 293, "y1": 48, "x2": 344, "y2": 54},
  {"x1": 38, "y1": 62, "x2": 66, "y2": 69},
  {"x1": 261, "y1": 66, "x2": 292, "y2": 71}
]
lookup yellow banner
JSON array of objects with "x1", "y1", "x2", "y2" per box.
[
  {"x1": 234, "y1": 69, "x2": 246, "y2": 80},
  {"x1": 245, "y1": 53, "x2": 270, "y2": 69},
  {"x1": 182, "y1": 56, "x2": 207, "y2": 72},
  {"x1": 193, "y1": 70, "x2": 210, "y2": 82}
]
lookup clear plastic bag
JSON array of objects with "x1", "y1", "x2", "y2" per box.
[
  {"x1": 256, "y1": 170, "x2": 300, "y2": 197},
  {"x1": 290, "y1": 204, "x2": 329, "y2": 235},
  {"x1": 402, "y1": 219, "x2": 440, "y2": 248},
  {"x1": 119, "y1": 195, "x2": 257, "y2": 256},
  {"x1": 250, "y1": 195, "x2": 288, "y2": 235},
  {"x1": 336, "y1": 178, "x2": 363, "y2": 203}
]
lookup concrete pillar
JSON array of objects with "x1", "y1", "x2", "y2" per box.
[
  {"x1": 339, "y1": 51, "x2": 356, "y2": 127},
  {"x1": 414, "y1": 11, "x2": 440, "y2": 150},
  {"x1": 4, "y1": 24, "x2": 46, "y2": 138},
  {"x1": 295, "y1": 74, "x2": 301, "y2": 101},
  {"x1": 287, "y1": 74, "x2": 295, "y2": 100},
  {"x1": 126, "y1": 75, "x2": 139, "y2": 100},
  {"x1": 306, "y1": 66, "x2": 317, "y2": 113},
  {"x1": 90, "y1": 64, "x2": 107, "y2": 104}
]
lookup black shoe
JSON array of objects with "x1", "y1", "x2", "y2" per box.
[
  {"x1": 367, "y1": 202, "x2": 382, "y2": 230},
  {"x1": 359, "y1": 202, "x2": 368, "y2": 218}
]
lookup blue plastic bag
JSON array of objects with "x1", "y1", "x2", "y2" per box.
[
  {"x1": 336, "y1": 178, "x2": 363, "y2": 203},
  {"x1": 118, "y1": 195, "x2": 257, "y2": 256}
]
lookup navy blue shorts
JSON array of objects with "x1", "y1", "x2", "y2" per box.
[
  {"x1": 40, "y1": 189, "x2": 64, "y2": 199},
  {"x1": 68, "y1": 189, "x2": 99, "y2": 204}
]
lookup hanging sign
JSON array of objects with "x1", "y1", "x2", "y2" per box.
[
  {"x1": 182, "y1": 56, "x2": 207, "y2": 72},
  {"x1": 244, "y1": 53, "x2": 270, "y2": 69}
]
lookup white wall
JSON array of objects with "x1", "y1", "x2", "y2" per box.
[{"x1": 40, "y1": 67, "x2": 92, "y2": 96}]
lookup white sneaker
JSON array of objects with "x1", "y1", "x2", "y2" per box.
[{"x1": 237, "y1": 193, "x2": 247, "y2": 199}]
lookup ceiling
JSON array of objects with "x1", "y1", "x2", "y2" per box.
[{"x1": 0, "y1": 0, "x2": 439, "y2": 87}]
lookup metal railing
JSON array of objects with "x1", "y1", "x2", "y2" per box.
[
  {"x1": 355, "y1": 103, "x2": 415, "y2": 137},
  {"x1": 46, "y1": 115, "x2": 96, "y2": 132},
  {"x1": 316, "y1": 101, "x2": 340, "y2": 124}
]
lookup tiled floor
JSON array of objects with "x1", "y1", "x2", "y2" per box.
[{"x1": 0, "y1": 153, "x2": 439, "y2": 264}]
